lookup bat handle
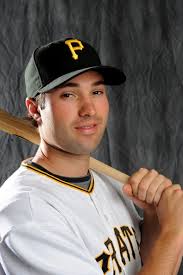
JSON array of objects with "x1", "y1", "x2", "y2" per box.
[{"x1": 89, "y1": 157, "x2": 129, "y2": 184}]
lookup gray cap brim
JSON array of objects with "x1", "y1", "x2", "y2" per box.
[{"x1": 35, "y1": 65, "x2": 126, "y2": 96}]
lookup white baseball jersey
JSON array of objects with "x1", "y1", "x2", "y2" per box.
[{"x1": 0, "y1": 159, "x2": 142, "y2": 275}]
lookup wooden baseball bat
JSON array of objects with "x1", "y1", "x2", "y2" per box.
[{"x1": 0, "y1": 108, "x2": 129, "y2": 183}]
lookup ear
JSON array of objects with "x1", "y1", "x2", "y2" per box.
[{"x1": 25, "y1": 98, "x2": 41, "y2": 123}]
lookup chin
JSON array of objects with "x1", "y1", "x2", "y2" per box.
[
  {"x1": 68, "y1": 143, "x2": 99, "y2": 155},
  {"x1": 53, "y1": 135, "x2": 103, "y2": 155}
]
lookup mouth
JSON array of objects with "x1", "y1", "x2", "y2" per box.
[{"x1": 75, "y1": 124, "x2": 98, "y2": 135}]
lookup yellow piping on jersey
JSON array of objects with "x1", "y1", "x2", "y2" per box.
[{"x1": 22, "y1": 162, "x2": 94, "y2": 194}]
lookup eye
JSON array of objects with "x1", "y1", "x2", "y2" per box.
[
  {"x1": 93, "y1": 90, "x2": 104, "y2": 95},
  {"x1": 60, "y1": 92, "x2": 76, "y2": 99}
]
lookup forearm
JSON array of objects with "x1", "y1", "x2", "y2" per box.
[
  {"x1": 138, "y1": 231, "x2": 183, "y2": 275},
  {"x1": 123, "y1": 168, "x2": 183, "y2": 274},
  {"x1": 140, "y1": 210, "x2": 160, "y2": 263}
]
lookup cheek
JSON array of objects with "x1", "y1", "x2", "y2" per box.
[{"x1": 48, "y1": 102, "x2": 77, "y2": 128}]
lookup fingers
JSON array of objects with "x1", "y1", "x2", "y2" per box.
[
  {"x1": 125, "y1": 168, "x2": 174, "y2": 206},
  {"x1": 127, "y1": 168, "x2": 150, "y2": 197},
  {"x1": 137, "y1": 169, "x2": 159, "y2": 201},
  {"x1": 147, "y1": 177, "x2": 172, "y2": 205},
  {"x1": 153, "y1": 182, "x2": 177, "y2": 205}
]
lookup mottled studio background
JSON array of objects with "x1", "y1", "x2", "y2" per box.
[{"x1": 0, "y1": 0, "x2": 183, "y2": 272}]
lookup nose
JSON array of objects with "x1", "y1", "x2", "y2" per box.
[{"x1": 78, "y1": 98, "x2": 96, "y2": 117}]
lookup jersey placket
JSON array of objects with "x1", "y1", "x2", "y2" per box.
[{"x1": 89, "y1": 184, "x2": 127, "y2": 275}]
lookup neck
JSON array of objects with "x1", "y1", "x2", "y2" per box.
[{"x1": 32, "y1": 140, "x2": 90, "y2": 178}]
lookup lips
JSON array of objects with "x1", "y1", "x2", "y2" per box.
[
  {"x1": 75, "y1": 124, "x2": 96, "y2": 129},
  {"x1": 75, "y1": 123, "x2": 98, "y2": 134}
]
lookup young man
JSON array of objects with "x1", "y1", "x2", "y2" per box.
[{"x1": 0, "y1": 38, "x2": 183, "y2": 275}]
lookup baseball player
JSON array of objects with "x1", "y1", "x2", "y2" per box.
[{"x1": 0, "y1": 38, "x2": 183, "y2": 275}]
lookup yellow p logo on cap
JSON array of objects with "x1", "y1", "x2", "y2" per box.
[{"x1": 65, "y1": 39, "x2": 84, "y2": 60}]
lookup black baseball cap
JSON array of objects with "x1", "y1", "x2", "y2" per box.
[{"x1": 25, "y1": 38, "x2": 126, "y2": 98}]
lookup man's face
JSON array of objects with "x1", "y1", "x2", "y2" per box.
[{"x1": 38, "y1": 71, "x2": 109, "y2": 155}]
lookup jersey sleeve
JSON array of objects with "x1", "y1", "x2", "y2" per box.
[{"x1": 0, "y1": 221, "x2": 103, "y2": 275}]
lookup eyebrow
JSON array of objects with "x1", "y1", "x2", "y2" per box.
[{"x1": 59, "y1": 80, "x2": 105, "y2": 88}]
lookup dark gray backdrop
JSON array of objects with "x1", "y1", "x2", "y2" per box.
[{"x1": 0, "y1": 0, "x2": 183, "y2": 273}]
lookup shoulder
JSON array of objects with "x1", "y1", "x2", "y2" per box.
[{"x1": 0, "y1": 166, "x2": 64, "y2": 240}]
